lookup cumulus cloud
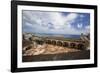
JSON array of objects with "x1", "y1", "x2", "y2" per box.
[{"x1": 22, "y1": 10, "x2": 90, "y2": 35}]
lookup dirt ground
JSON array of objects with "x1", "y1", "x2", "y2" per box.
[
  {"x1": 23, "y1": 44, "x2": 80, "y2": 56},
  {"x1": 22, "y1": 43, "x2": 90, "y2": 62}
]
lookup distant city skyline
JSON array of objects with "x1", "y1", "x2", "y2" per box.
[{"x1": 22, "y1": 10, "x2": 90, "y2": 35}]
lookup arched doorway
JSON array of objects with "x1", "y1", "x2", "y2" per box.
[
  {"x1": 63, "y1": 42, "x2": 69, "y2": 47},
  {"x1": 57, "y1": 41, "x2": 63, "y2": 46},
  {"x1": 77, "y1": 43, "x2": 85, "y2": 50},
  {"x1": 52, "y1": 40, "x2": 56, "y2": 45},
  {"x1": 70, "y1": 43, "x2": 76, "y2": 48}
]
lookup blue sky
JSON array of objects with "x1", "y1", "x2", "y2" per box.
[{"x1": 22, "y1": 10, "x2": 90, "y2": 35}]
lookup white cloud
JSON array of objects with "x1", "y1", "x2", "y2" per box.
[
  {"x1": 25, "y1": 22, "x2": 33, "y2": 27},
  {"x1": 77, "y1": 23, "x2": 83, "y2": 28},
  {"x1": 65, "y1": 13, "x2": 78, "y2": 22},
  {"x1": 85, "y1": 25, "x2": 90, "y2": 30},
  {"x1": 22, "y1": 11, "x2": 89, "y2": 35},
  {"x1": 79, "y1": 14, "x2": 85, "y2": 18}
]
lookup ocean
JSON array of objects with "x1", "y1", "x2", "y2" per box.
[
  {"x1": 64, "y1": 35, "x2": 80, "y2": 39},
  {"x1": 35, "y1": 33, "x2": 80, "y2": 39}
]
